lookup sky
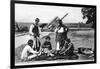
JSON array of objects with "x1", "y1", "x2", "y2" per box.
[{"x1": 15, "y1": 3, "x2": 88, "y2": 23}]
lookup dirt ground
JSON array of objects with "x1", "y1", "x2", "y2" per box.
[{"x1": 15, "y1": 29, "x2": 95, "y2": 64}]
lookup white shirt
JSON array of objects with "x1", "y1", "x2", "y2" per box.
[
  {"x1": 29, "y1": 24, "x2": 34, "y2": 35},
  {"x1": 55, "y1": 27, "x2": 64, "y2": 33},
  {"x1": 21, "y1": 45, "x2": 38, "y2": 60},
  {"x1": 55, "y1": 26, "x2": 68, "y2": 33}
]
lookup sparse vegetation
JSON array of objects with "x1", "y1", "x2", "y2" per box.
[{"x1": 15, "y1": 29, "x2": 94, "y2": 63}]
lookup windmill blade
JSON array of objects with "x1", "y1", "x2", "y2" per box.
[
  {"x1": 61, "y1": 13, "x2": 68, "y2": 20},
  {"x1": 46, "y1": 13, "x2": 68, "y2": 31},
  {"x1": 47, "y1": 16, "x2": 59, "y2": 28}
]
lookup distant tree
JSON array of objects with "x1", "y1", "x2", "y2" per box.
[
  {"x1": 21, "y1": 26, "x2": 29, "y2": 32},
  {"x1": 81, "y1": 7, "x2": 96, "y2": 28},
  {"x1": 15, "y1": 21, "x2": 20, "y2": 32},
  {"x1": 39, "y1": 23, "x2": 47, "y2": 29}
]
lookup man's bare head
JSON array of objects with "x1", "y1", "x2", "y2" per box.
[
  {"x1": 27, "y1": 39, "x2": 33, "y2": 47},
  {"x1": 35, "y1": 18, "x2": 40, "y2": 25}
]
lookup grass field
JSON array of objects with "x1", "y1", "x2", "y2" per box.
[{"x1": 15, "y1": 29, "x2": 94, "y2": 64}]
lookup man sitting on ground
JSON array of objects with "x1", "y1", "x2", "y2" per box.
[
  {"x1": 41, "y1": 36, "x2": 54, "y2": 56},
  {"x1": 59, "y1": 39, "x2": 76, "y2": 58},
  {"x1": 21, "y1": 39, "x2": 41, "y2": 61}
]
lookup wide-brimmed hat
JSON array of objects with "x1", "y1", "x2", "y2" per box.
[{"x1": 66, "y1": 38, "x2": 71, "y2": 42}]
